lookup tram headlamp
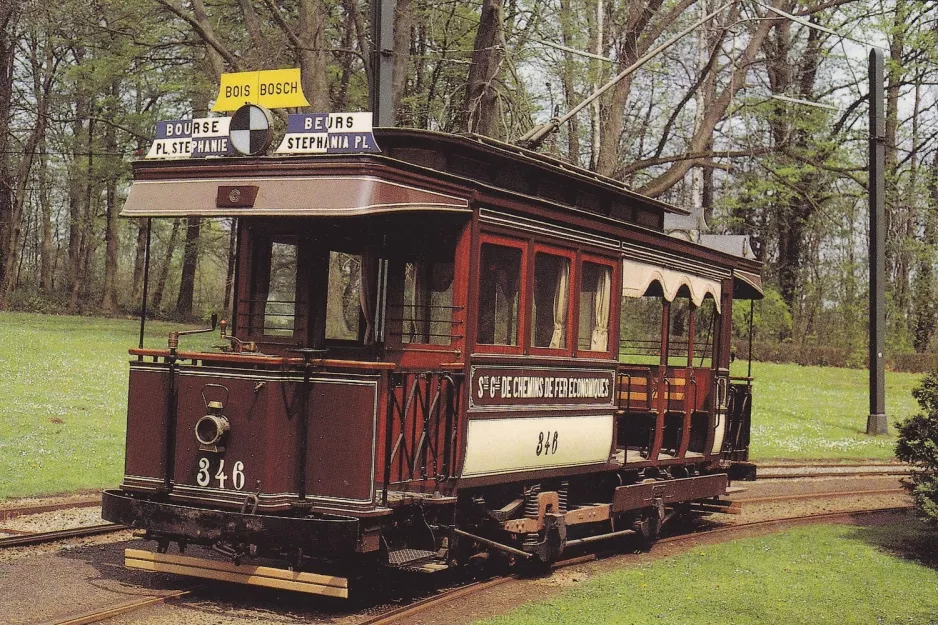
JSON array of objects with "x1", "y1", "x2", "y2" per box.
[{"x1": 195, "y1": 400, "x2": 229, "y2": 451}]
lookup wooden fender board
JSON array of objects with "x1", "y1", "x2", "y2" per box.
[{"x1": 125, "y1": 548, "x2": 348, "y2": 598}]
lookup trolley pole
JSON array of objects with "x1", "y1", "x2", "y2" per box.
[{"x1": 867, "y1": 48, "x2": 888, "y2": 435}]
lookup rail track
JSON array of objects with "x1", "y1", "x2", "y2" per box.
[
  {"x1": 30, "y1": 492, "x2": 910, "y2": 625},
  {"x1": 756, "y1": 463, "x2": 910, "y2": 480},
  {"x1": 0, "y1": 462, "x2": 905, "y2": 549},
  {"x1": 736, "y1": 487, "x2": 906, "y2": 504},
  {"x1": 0, "y1": 496, "x2": 101, "y2": 522},
  {"x1": 0, "y1": 523, "x2": 124, "y2": 549}
]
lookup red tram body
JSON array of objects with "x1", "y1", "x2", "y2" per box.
[{"x1": 102, "y1": 128, "x2": 762, "y2": 596}]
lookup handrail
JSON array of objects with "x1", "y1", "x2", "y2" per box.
[
  {"x1": 619, "y1": 373, "x2": 633, "y2": 412},
  {"x1": 128, "y1": 348, "x2": 396, "y2": 370}
]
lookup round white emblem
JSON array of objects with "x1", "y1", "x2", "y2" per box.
[{"x1": 229, "y1": 104, "x2": 273, "y2": 156}]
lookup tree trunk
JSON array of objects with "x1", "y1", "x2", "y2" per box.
[
  {"x1": 392, "y1": 0, "x2": 415, "y2": 122},
  {"x1": 0, "y1": 2, "x2": 19, "y2": 307},
  {"x1": 594, "y1": 0, "x2": 665, "y2": 177},
  {"x1": 587, "y1": 0, "x2": 603, "y2": 169},
  {"x1": 224, "y1": 219, "x2": 237, "y2": 313},
  {"x1": 914, "y1": 155, "x2": 938, "y2": 352},
  {"x1": 298, "y1": 0, "x2": 330, "y2": 111},
  {"x1": 176, "y1": 217, "x2": 201, "y2": 317},
  {"x1": 237, "y1": 0, "x2": 266, "y2": 54},
  {"x1": 101, "y1": 78, "x2": 121, "y2": 314},
  {"x1": 39, "y1": 138, "x2": 53, "y2": 291},
  {"x1": 151, "y1": 219, "x2": 181, "y2": 313},
  {"x1": 463, "y1": 0, "x2": 504, "y2": 137},
  {"x1": 69, "y1": 112, "x2": 94, "y2": 314},
  {"x1": 191, "y1": 0, "x2": 225, "y2": 78},
  {"x1": 884, "y1": 0, "x2": 906, "y2": 323},
  {"x1": 130, "y1": 218, "x2": 148, "y2": 305},
  {"x1": 560, "y1": 0, "x2": 579, "y2": 163}
]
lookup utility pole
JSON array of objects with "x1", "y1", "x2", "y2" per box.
[
  {"x1": 371, "y1": 0, "x2": 396, "y2": 127},
  {"x1": 868, "y1": 48, "x2": 887, "y2": 435}
]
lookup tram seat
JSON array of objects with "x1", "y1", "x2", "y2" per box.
[{"x1": 616, "y1": 372, "x2": 651, "y2": 412}]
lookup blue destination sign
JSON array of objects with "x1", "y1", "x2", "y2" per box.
[
  {"x1": 146, "y1": 117, "x2": 234, "y2": 160},
  {"x1": 276, "y1": 112, "x2": 379, "y2": 154}
]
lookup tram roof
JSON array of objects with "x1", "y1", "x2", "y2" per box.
[
  {"x1": 122, "y1": 127, "x2": 762, "y2": 298},
  {"x1": 121, "y1": 127, "x2": 688, "y2": 224}
]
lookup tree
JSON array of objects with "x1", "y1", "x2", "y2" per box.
[
  {"x1": 0, "y1": 1, "x2": 19, "y2": 303},
  {"x1": 896, "y1": 370, "x2": 938, "y2": 524}
]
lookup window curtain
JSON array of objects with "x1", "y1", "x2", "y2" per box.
[
  {"x1": 360, "y1": 249, "x2": 377, "y2": 345},
  {"x1": 494, "y1": 260, "x2": 520, "y2": 344},
  {"x1": 590, "y1": 266, "x2": 611, "y2": 351},
  {"x1": 549, "y1": 260, "x2": 570, "y2": 349}
]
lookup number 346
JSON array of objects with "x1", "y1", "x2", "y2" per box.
[
  {"x1": 536, "y1": 431, "x2": 559, "y2": 456},
  {"x1": 197, "y1": 457, "x2": 245, "y2": 490}
]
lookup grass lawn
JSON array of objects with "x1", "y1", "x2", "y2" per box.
[
  {"x1": 737, "y1": 361, "x2": 921, "y2": 461},
  {"x1": 0, "y1": 311, "x2": 210, "y2": 500},
  {"x1": 0, "y1": 311, "x2": 927, "y2": 499},
  {"x1": 476, "y1": 518, "x2": 938, "y2": 625}
]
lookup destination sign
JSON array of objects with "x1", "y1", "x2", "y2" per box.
[
  {"x1": 275, "y1": 112, "x2": 380, "y2": 155},
  {"x1": 468, "y1": 366, "x2": 616, "y2": 409},
  {"x1": 145, "y1": 117, "x2": 233, "y2": 160},
  {"x1": 212, "y1": 68, "x2": 309, "y2": 112}
]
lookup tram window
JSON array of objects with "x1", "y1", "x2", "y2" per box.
[
  {"x1": 247, "y1": 236, "x2": 300, "y2": 338},
  {"x1": 578, "y1": 262, "x2": 612, "y2": 352},
  {"x1": 694, "y1": 296, "x2": 717, "y2": 367},
  {"x1": 325, "y1": 251, "x2": 362, "y2": 341},
  {"x1": 668, "y1": 297, "x2": 691, "y2": 366},
  {"x1": 477, "y1": 243, "x2": 522, "y2": 346},
  {"x1": 619, "y1": 293, "x2": 663, "y2": 365},
  {"x1": 402, "y1": 260, "x2": 454, "y2": 345},
  {"x1": 531, "y1": 253, "x2": 571, "y2": 349}
]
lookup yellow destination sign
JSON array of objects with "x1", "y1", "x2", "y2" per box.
[{"x1": 212, "y1": 68, "x2": 309, "y2": 112}]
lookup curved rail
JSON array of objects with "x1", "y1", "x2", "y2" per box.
[{"x1": 0, "y1": 523, "x2": 123, "y2": 549}]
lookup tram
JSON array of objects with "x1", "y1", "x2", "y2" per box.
[{"x1": 102, "y1": 124, "x2": 761, "y2": 597}]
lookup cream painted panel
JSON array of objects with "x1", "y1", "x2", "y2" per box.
[
  {"x1": 460, "y1": 415, "x2": 613, "y2": 478},
  {"x1": 711, "y1": 414, "x2": 726, "y2": 455}
]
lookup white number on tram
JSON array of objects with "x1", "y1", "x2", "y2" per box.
[{"x1": 196, "y1": 457, "x2": 246, "y2": 490}]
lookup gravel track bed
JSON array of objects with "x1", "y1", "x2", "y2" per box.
[{"x1": 0, "y1": 505, "x2": 106, "y2": 534}]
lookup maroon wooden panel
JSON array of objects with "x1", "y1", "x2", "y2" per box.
[
  {"x1": 124, "y1": 366, "x2": 169, "y2": 487},
  {"x1": 171, "y1": 369, "x2": 289, "y2": 506},
  {"x1": 306, "y1": 378, "x2": 379, "y2": 502}
]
